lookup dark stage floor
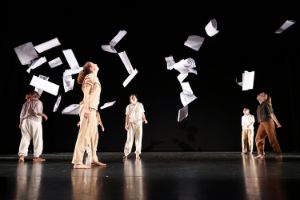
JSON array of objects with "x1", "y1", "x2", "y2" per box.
[{"x1": 1, "y1": 152, "x2": 300, "y2": 200}]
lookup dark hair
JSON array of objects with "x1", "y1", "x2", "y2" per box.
[{"x1": 129, "y1": 94, "x2": 138, "y2": 101}]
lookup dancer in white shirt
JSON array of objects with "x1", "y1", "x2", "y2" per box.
[
  {"x1": 241, "y1": 108, "x2": 255, "y2": 154},
  {"x1": 124, "y1": 94, "x2": 148, "y2": 159}
]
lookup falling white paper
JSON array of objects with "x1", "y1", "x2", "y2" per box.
[
  {"x1": 275, "y1": 20, "x2": 296, "y2": 34},
  {"x1": 165, "y1": 56, "x2": 176, "y2": 70},
  {"x1": 180, "y1": 82, "x2": 197, "y2": 106},
  {"x1": 30, "y1": 75, "x2": 59, "y2": 96},
  {"x1": 101, "y1": 30, "x2": 127, "y2": 53},
  {"x1": 14, "y1": 42, "x2": 39, "y2": 65},
  {"x1": 177, "y1": 105, "x2": 188, "y2": 122},
  {"x1": 184, "y1": 35, "x2": 205, "y2": 51},
  {"x1": 61, "y1": 104, "x2": 80, "y2": 115},
  {"x1": 172, "y1": 58, "x2": 197, "y2": 75},
  {"x1": 34, "y1": 38, "x2": 61, "y2": 53},
  {"x1": 118, "y1": 51, "x2": 134, "y2": 74},
  {"x1": 177, "y1": 73, "x2": 188, "y2": 82},
  {"x1": 34, "y1": 75, "x2": 49, "y2": 96},
  {"x1": 26, "y1": 57, "x2": 47, "y2": 73},
  {"x1": 48, "y1": 57, "x2": 63, "y2": 68},
  {"x1": 63, "y1": 76, "x2": 75, "y2": 92},
  {"x1": 100, "y1": 101, "x2": 116, "y2": 110},
  {"x1": 123, "y1": 69, "x2": 138, "y2": 87},
  {"x1": 63, "y1": 49, "x2": 80, "y2": 69},
  {"x1": 205, "y1": 18, "x2": 219, "y2": 37},
  {"x1": 101, "y1": 45, "x2": 117, "y2": 53},
  {"x1": 63, "y1": 67, "x2": 83, "y2": 77},
  {"x1": 242, "y1": 71, "x2": 255, "y2": 91},
  {"x1": 110, "y1": 30, "x2": 127, "y2": 46},
  {"x1": 53, "y1": 95, "x2": 62, "y2": 112}
]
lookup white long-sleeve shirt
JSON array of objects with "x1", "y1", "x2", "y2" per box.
[{"x1": 241, "y1": 114, "x2": 255, "y2": 129}]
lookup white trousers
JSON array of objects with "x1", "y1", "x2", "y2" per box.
[
  {"x1": 241, "y1": 128, "x2": 254, "y2": 153},
  {"x1": 124, "y1": 122, "x2": 143, "y2": 156},
  {"x1": 18, "y1": 118, "x2": 43, "y2": 157}
]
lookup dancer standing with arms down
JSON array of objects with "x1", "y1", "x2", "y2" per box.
[
  {"x1": 123, "y1": 94, "x2": 148, "y2": 159},
  {"x1": 255, "y1": 92, "x2": 282, "y2": 159},
  {"x1": 72, "y1": 61, "x2": 106, "y2": 169},
  {"x1": 241, "y1": 108, "x2": 255, "y2": 154}
]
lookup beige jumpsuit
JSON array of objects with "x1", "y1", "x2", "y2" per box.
[
  {"x1": 124, "y1": 102, "x2": 145, "y2": 156},
  {"x1": 72, "y1": 74, "x2": 101, "y2": 165}
]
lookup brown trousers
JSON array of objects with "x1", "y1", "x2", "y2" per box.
[
  {"x1": 72, "y1": 107, "x2": 99, "y2": 165},
  {"x1": 255, "y1": 119, "x2": 281, "y2": 155}
]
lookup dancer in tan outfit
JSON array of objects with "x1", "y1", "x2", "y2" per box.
[
  {"x1": 255, "y1": 92, "x2": 282, "y2": 159},
  {"x1": 241, "y1": 108, "x2": 255, "y2": 154},
  {"x1": 72, "y1": 61, "x2": 106, "y2": 169},
  {"x1": 124, "y1": 94, "x2": 148, "y2": 159},
  {"x1": 18, "y1": 91, "x2": 48, "y2": 162}
]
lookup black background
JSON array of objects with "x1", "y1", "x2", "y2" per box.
[{"x1": 1, "y1": 0, "x2": 299, "y2": 154}]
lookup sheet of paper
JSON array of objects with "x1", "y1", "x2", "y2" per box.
[
  {"x1": 34, "y1": 75, "x2": 49, "y2": 96},
  {"x1": 205, "y1": 18, "x2": 219, "y2": 37},
  {"x1": 101, "y1": 45, "x2": 117, "y2": 53},
  {"x1": 177, "y1": 105, "x2": 188, "y2": 122},
  {"x1": 14, "y1": 42, "x2": 39, "y2": 65},
  {"x1": 63, "y1": 67, "x2": 83, "y2": 77},
  {"x1": 242, "y1": 71, "x2": 255, "y2": 91},
  {"x1": 29, "y1": 75, "x2": 59, "y2": 96},
  {"x1": 34, "y1": 38, "x2": 61, "y2": 53},
  {"x1": 63, "y1": 49, "x2": 80, "y2": 69},
  {"x1": 177, "y1": 73, "x2": 189, "y2": 83},
  {"x1": 53, "y1": 95, "x2": 62, "y2": 112},
  {"x1": 26, "y1": 57, "x2": 47, "y2": 73},
  {"x1": 180, "y1": 82, "x2": 197, "y2": 106},
  {"x1": 180, "y1": 92, "x2": 197, "y2": 107},
  {"x1": 100, "y1": 101, "x2": 116, "y2": 110},
  {"x1": 118, "y1": 51, "x2": 134, "y2": 74},
  {"x1": 184, "y1": 35, "x2": 205, "y2": 51},
  {"x1": 172, "y1": 58, "x2": 197, "y2": 75},
  {"x1": 61, "y1": 104, "x2": 80, "y2": 115},
  {"x1": 275, "y1": 20, "x2": 296, "y2": 34},
  {"x1": 123, "y1": 69, "x2": 138, "y2": 87},
  {"x1": 165, "y1": 56, "x2": 175, "y2": 70},
  {"x1": 48, "y1": 57, "x2": 63, "y2": 68},
  {"x1": 110, "y1": 30, "x2": 127, "y2": 46},
  {"x1": 63, "y1": 76, "x2": 75, "y2": 92}
]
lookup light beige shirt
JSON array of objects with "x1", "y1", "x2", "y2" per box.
[
  {"x1": 20, "y1": 99, "x2": 43, "y2": 122},
  {"x1": 126, "y1": 102, "x2": 145, "y2": 123},
  {"x1": 82, "y1": 73, "x2": 101, "y2": 110},
  {"x1": 241, "y1": 114, "x2": 255, "y2": 129}
]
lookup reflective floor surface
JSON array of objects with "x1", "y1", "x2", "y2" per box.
[{"x1": 1, "y1": 152, "x2": 300, "y2": 200}]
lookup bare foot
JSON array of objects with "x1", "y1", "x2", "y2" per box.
[
  {"x1": 136, "y1": 154, "x2": 141, "y2": 160},
  {"x1": 18, "y1": 156, "x2": 25, "y2": 163},
  {"x1": 73, "y1": 164, "x2": 91, "y2": 169},
  {"x1": 92, "y1": 161, "x2": 107, "y2": 166},
  {"x1": 255, "y1": 155, "x2": 265, "y2": 160},
  {"x1": 123, "y1": 155, "x2": 127, "y2": 160},
  {"x1": 33, "y1": 157, "x2": 46, "y2": 162}
]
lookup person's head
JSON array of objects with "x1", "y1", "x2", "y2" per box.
[
  {"x1": 129, "y1": 94, "x2": 138, "y2": 104},
  {"x1": 256, "y1": 92, "x2": 268, "y2": 104},
  {"x1": 243, "y1": 108, "x2": 250, "y2": 115},
  {"x1": 29, "y1": 91, "x2": 40, "y2": 100},
  {"x1": 77, "y1": 61, "x2": 99, "y2": 84}
]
